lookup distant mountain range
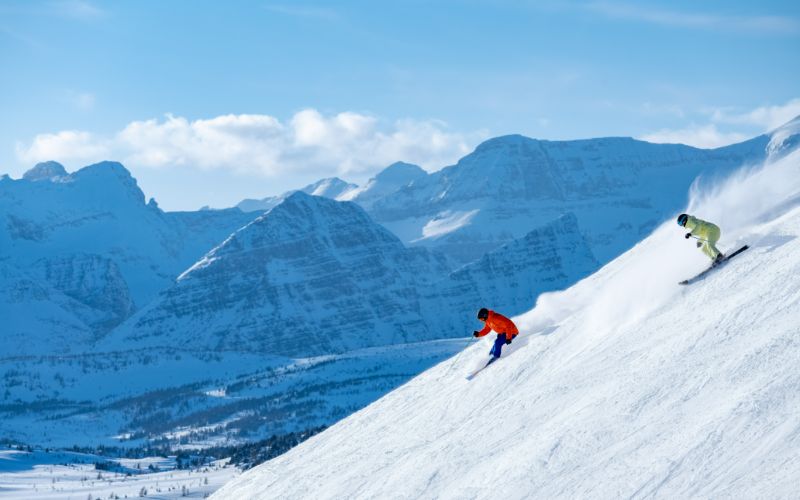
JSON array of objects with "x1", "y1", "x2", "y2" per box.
[{"x1": 237, "y1": 122, "x2": 800, "y2": 269}]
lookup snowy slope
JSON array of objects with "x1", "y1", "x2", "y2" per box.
[
  {"x1": 0, "y1": 448, "x2": 239, "y2": 499},
  {"x1": 213, "y1": 149, "x2": 800, "y2": 499}
]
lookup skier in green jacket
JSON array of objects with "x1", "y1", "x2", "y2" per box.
[{"x1": 677, "y1": 213, "x2": 724, "y2": 264}]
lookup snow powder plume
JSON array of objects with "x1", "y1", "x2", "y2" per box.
[
  {"x1": 687, "y1": 148, "x2": 800, "y2": 241},
  {"x1": 516, "y1": 149, "x2": 800, "y2": 343}
]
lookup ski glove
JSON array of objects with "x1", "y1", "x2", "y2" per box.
[
  {"x1": 505, "y1": 336, "x2": 512, "y2": 345},
  {"x1": 685, "y1": 233, "x2": 692, "y2": 239},
  {"x1": 473, "y1": 331, "x2": 480, "y2": 337}
]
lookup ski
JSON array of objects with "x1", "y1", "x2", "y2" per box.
[
  {"x1": 466, "y1": 357, "x2": 498, "y2": 380},
  {"x1": 679, "y1": 245, "x2": 749, "y2": 285}
]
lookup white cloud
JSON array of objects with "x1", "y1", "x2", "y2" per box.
[
  {"x1": 16, "y1": 130, "x2": 110, "y2": 164},
  {"x1": 639, "y1": 98, "x2": 800, "y2": 148},
  {"x1": 16, "y1": 110, "x2": 487, "y2": 177},
  {"x1": 709, "y1": 98, "x2": 800, "y2": 131},
  {"x1": 639, "y1": 124, "x2": 748, "y2": 149}
]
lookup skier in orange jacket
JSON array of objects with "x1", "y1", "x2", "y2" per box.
[{"x1": 473, "y1": 308, "x2": 519, "y2": 359}]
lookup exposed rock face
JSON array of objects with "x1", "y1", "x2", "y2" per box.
[
  {"x1": 22, "y1": 161, "x2": 68, "y2": 181},
  {"x1": 103, "y1": 192, "x2": 453, "y2": 357},
  {"x1": 447, "y1": 213, "x2": 598, "y2": 315},
  {"x1": 418, "y1": 213, "x2": 598, "y2": 336}
]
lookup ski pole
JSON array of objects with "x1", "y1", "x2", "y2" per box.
[{"x1": 444, "y1": 335, "x2": 475, "y2": 378}]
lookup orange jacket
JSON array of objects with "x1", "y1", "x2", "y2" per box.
[{"x1": 476, "y1": 310, "x2": 519, "y2": 337}]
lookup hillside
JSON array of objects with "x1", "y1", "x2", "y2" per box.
[{"x1": 213, "y1": 149, "x2": 800, "y2": 499}]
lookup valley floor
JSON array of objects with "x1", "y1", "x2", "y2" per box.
[{"x1": 0, "y1": 448, "x2": 239, "y2": 499}]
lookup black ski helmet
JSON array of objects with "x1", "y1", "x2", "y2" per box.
[
  {"x1": 477, "y1": 308, "x2": 489, "y2": 320},
  {"x1": 677, "y1": 213, "x2": 688, "y2": 227}
]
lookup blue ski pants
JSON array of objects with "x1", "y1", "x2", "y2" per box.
[{"x1": 489, "y1": 333, "x2": 516, "y2": 358}]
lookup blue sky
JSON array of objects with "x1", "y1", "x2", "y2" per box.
[{"x1": 1, "y1": 0, "x2": 798, "y2": 210}]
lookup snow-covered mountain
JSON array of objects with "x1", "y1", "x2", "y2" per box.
[
  {"x1": 0, "y1": 161, "x2": 255, "y2": 347},
  {"x1": 365, "y1": 134, "x2": 772, "y2": 265},
  {"x1": 237, "y1": 177, "x2": 357, "y2": 212},
  {"x1": 336, "y1": 161, "x2": 428, "y2": 208},
  {"x1": 213, "y1": 146, "x2": 800, "y2": 500},
  {"x1": 236, "y1": 162, "x2": 426, "y2": 213},
  {"x1": 100, "y1": 191, "x2": 453, "y2": 356}
]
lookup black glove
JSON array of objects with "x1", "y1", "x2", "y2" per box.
[
  {"x1": 505, "y1": 337, "x2": 512, "y2": 345},
  {"x1": 685, "y1": 233, "x2": 691, "y2": 239},
  {"x1": 473, "y1": 331, "x2": 480, "y2": 338}
]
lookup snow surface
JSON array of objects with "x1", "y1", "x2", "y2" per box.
[
  {"x1": 213, "y1": 150, "x2": 800, "y2": 499},
  {"x1": 0, "y1": 448, "x2": 239, "y2": 499},
  {"x1": 417, "y1": 209, "x2": 480, "y2": 240}
]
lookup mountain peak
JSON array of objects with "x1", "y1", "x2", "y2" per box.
[
  {"x1": 375, "y1": 162, "x2": 427, "y2": 183},
  {"x1": 267, "y1": 190, "x2": 368, "y2": 225},
  {"x1": 473, "y1": 134, "x2": 537, "y2": 151},
  {"x1": 282, "y1": 189, "x2": 317, "y2": 206},
  {"x1": 70, "y1": 161, "x2": 145, "y2": 204},
  {"x1": 337, "y1": 162, "x2": 428, "y2": 206},
  {"x1": 23, "y1": 161, "x2": 68, "y2": 181},
  {"x1": 302, "y1": 177, "x2": 358, "y2": 198},
  {"x1": 75, "y1": 160, "x2": 131, "y2": 177}
]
